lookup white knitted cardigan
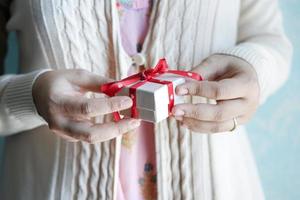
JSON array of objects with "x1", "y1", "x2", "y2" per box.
[{"x1": 0, "y1": 0, "x2": 292, "y2": 199}]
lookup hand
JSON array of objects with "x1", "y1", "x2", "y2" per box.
[
  {"x1": 32, "y1": 69, "x2": 141, "y2": 143},
  {"x1": 172, "y1": 55, "x2": 260, "y2": 133}
]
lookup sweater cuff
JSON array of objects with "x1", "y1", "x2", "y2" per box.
[
  {"x1": 215, "y1": 43, "x2": 271, "y2": 103},
  {"x1": 3, "y1": 69, "x2": 51, "y2": 125}
]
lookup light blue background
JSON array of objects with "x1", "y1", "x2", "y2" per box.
[
  {"x1": 246, "y1": 1, "x2": 300, "y2": 199},
  {"x1": 1, "y1": 1, "x2": 299, "y2": 199}
]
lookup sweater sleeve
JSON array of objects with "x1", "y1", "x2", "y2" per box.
[
  {"x1": 0, "y1": 0, "x2": 48, "y2": 136},
  {"x1": 216, "y1": 0, "x2": 292, "y2": 104}
]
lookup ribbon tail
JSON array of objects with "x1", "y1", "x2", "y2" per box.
[{"x1": 113, "y1": 112, "x2": 121, "y2": 121}]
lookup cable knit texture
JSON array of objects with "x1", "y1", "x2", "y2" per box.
[
  {"x1": 0, "y1": 70, "x2": 49, "y2": 135},
  {"x1": 0, "y1": 0, "x2": 292, "y2": 199}
]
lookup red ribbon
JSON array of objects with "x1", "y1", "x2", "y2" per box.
[{"x1": 100, "y1": 58, "x2": 203, "y2": 121}]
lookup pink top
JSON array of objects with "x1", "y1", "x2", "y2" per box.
[{"x1": 116, "y1": 1, "x2": 157, "y2": 200}]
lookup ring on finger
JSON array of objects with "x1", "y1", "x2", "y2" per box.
[{"x1": 230, "y1": 117, "x2": 238, "y2": 132}]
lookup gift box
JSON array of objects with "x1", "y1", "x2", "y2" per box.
[
  {"x1": 117, "y1": 73, "x2": 186, "y2": 122},
  {"x1": 100, "y1": 59, "x2": 202, "y2": 123}
]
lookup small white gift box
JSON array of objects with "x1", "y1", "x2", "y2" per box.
[
  {"x1": 100, "y1": 58, "x2": 202, "y2": 123},
  {"x1": 117, "y1": 73, "x2": 186, "y2": 123}
]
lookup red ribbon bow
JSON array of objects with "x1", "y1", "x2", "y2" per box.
[{"x1": 100, "y1": 58, "x2": 203, "y2": 121}]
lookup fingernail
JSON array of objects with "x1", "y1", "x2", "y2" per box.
[
  {"x1": 181, "y1": 123, "x2": 188, "y2": 129},
  {"x1": 173, "y1": 109, "x2": 185, "y2": 117},
  {"x1": 177, "y1": 88, "x2": 188, "y2": 95},
  {"x1": 130, "y1": 119, "x2": 141, "y2": 128}
]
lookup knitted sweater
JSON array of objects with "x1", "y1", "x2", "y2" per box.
[{"x1": 0, "y1": 0, "x2": 292, "y2": 199}]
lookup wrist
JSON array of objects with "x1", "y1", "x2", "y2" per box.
[
  {"x1": 32, "y1": 69, "x2": 53, "y2": 117},
  {"x1": 2, "y1": 69, "x2": 51, "y2": 125}
]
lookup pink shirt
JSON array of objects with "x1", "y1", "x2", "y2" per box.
[{"x1": 116, "y1": 1, "x2": 157, "y2": 200}]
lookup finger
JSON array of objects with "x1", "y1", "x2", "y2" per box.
[
  {"x1": 172, "y1": 99, "x2": 248, "y2": 122},
  {"x1": 52, "y1": 130, "x2": 80, "y2": 142},
  {"x1": 67, "y1": 69, "x2": 113, "y2": 92},
  {"x1": 181, "y1": 115, "x2": 247, "y2": 133},
  {"x1": 191, "y1": 55, "x2": 229, "y2": 81},
  {"x1": 176, "y1": 78, "x2": 248, "y2": 100},
  {"x1": 87, "y1": 119, "x2": 141, "y2": 143},
  {"x1": 56, "y1": 117, "x2": 141, "y2": 143},
  {"x1": 60, "y1": 96, "x2": 133, "y2": 117}
]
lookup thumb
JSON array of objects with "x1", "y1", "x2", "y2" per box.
[
  {"x1": 191, "y1": 55, "x2": 228, "y2": 81},
  {"x1": 67, "y1": 69, "x2": 114, "y2": 93}
]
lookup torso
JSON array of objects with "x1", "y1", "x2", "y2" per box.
[{"x1": 1, "y1": 1, "x2": 263, "y2": 200}]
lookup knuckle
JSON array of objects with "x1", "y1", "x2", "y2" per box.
[
  {"x1": 56, "y1": 98, "x2": 71, "y2": 114},
  {"x1": 192, "y1": 108, "x2": 202, "y2": 119},
  {"x1": 61, "y1": 101, "x2": 70, "y2": 113},
  {"x1": 84, "y1": 134, "x2": 93, "y2": 144},
  {"x1": 210, "y1": 123, "x2": 221, "y2": 133},
  {"x1": 187, "y1": 85, "x2": 196, "y2": 95},
  {"x1": 213, "y1": 108, "x2": 224, "y2": 121},
  {"x1": 80, "y1": 102, "x2": 91, "y2": 115},
  {"x1": 213, "y1": 84, "x2": 223, "y2": 99},
  {"x1": 195, "y1": 85, "x2": 202, "y2": 95},
  {"x1": 76, "y1": 131, "x2": 93, "y2": 143},
  {"x1": 62, "y1": 124, "x2": 74, "y2": 136},
  {"x1": 182, "y1": 120, "x2": 192, "y2": 129},
  {"x1": 60, "y1": 121, "x2": 76, "y2": 136}
]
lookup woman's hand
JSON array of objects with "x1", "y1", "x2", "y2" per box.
[
  {"x1": 32, "y1": 69, "x2": 140, "y2": 143},
  {"x1": 172, "y1": 55, "x2": 260, "y2": 133}
]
